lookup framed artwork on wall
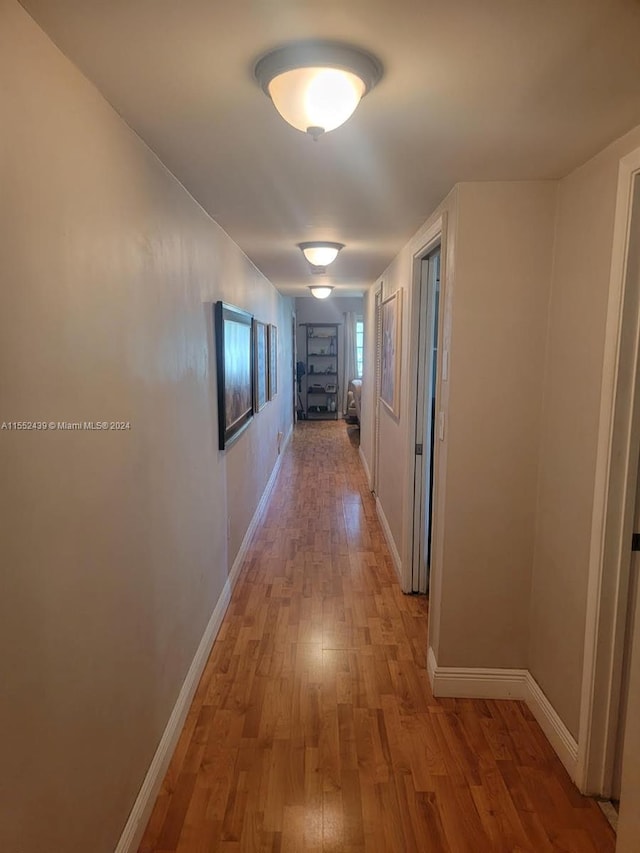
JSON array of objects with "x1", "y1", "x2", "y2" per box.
[
  {"x1": 254, "y1": 319, "x2": 268, "y2": 412},
  {"x1": 214, "y1": 302, "x2": 254, "y2": 450},
  {"x1": 268, "y1": 324, "x2": 278, "y2": 400},
  {"x1": 380, "y1": 289, "x2": 402, "y2": 417}
]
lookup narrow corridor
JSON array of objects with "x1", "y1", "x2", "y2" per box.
[{"x1": 139, "y1": 421, "x2": 614, "y2": 852}]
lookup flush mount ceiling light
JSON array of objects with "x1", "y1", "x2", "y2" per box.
[
  {"x1": 309, "y1": 285, "x2": 334, "y2": 300},
  {"x1": 298, "y1": 241, "x2": 345, "y2": 267},
  {"x1": 254, "y1": 41, "x2": 382, "y2": 139}
]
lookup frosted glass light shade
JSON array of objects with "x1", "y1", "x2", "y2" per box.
[
  {"x1": 309, "y1": 286, "x2": 333, "y2": 300},
  {"x1": 298, "y1": 241, "x2": 344, "y2": 267},
  {"x1": 269, "y1": 68, "x2": 365, "y2": 135},
  {"x1": 255, "y1": 42, "x2": 382, "y2": 139}
]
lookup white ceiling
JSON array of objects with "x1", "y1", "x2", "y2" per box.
[{"x1": 19, "y1": 0, "x2": 640, "y2": 296}]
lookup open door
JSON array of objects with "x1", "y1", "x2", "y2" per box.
[
  {"x1": 614, "y1": 176, "x2": 640, "y2": 851},
  {"x1": 614, "y1": 463, "x2": 640, "y2": 848},
  {"x1": 612, "y1": 436, "x2": 640, "y2": 805},
  {"x1": 411, "y1": 248, "x2": 441, "y2": 593},
  {"x1": 617, "y1": 518, "x2": 640, "y2": 848},
  {"x1": 577, "y1": 151, "x2": 640, "y2": 805}
]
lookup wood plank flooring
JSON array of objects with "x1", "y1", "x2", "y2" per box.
[{"x1": 138, "y1": 420, "x2": 614, "y2": 852}]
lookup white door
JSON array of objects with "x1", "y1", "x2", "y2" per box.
[
  {"x1": 617, "y1": 467, "x2": 640, "y2": 848},
  {"x1": 612, "y1": 468, "x2": 640, "y2": 802},
  {"x1": 411, "y1": 249, "x2": 441, "y2": 593},
  {"x1": 616, "y1": 178, "x2": 640, "y2": 851}
]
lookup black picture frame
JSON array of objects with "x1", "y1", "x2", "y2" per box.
[
  {"x1": 268, "y1": 324, "x2": 278, "y2": 400},
  {"x1": 253, "y1": 319, "x2": 268, "y2": 412},
  {"x1": 215, "y1": 302, "x2": 254, "y2": 450}
]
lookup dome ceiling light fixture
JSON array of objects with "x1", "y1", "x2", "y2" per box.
[
  {"x1": 298, "y1": 241, "x2": 345, "y2": 268},
  {"x1": 309, "y1": 285, "x2": 334, "y2": 300},
  {"x1": 254, "y1": 41, "x2": 383, "y2": 140}
]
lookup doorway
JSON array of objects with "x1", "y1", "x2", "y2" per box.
[
  {"x1": 371, "y1": 284, "x2": 383, "y2": 495},
  {"x1": 611, "y1": 454, "x2": 640, "y2": 805},
  {"x1": 604, "y1": 172, "x2": 640, "y2": 841},
  {"x1": 292, "y1": 313, "x2": 298, "y2": 423},
  {"x1": 578, "y1": 152, "x2": 640, "y2": 844},
  {"x1": 411, "y1": 248, "x2": 441, "y2": 593}
]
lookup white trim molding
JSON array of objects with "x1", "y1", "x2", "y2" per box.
[
  {"x1": 429, "y1": 659, "x2": 528, "y2": 701},
  {"x1": 428, "y1": 648, "x2": 578, "y2": 780},
  {"x1": 115, "y1": 428, "x2": 291, "y2": 853},
  {"x1": 229, "y1": 424, "x2": 292, "y2": 582},
  {"x1": 578, "y1": 144, "x2": 640, "y2": 795},
  {"x1": 402, "y1": 211, "x2": 450, "y2": 620},
  {"x1": 115, "y1": 578, "x2": 232, "y2": 853},
  {"x1": 427, "y1": 646, "x2": 438, "y2": 685},
  {"x1": 375, "y1": 496, "x2": 403, "y2": 585},
  {"x1": 526, "y1": 672, "x2": 579, "y2": 779},
  {"x1": 359, "y1": 445, "x2": 373, "y2": 491}
]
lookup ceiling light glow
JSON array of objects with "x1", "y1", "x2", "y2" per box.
[
  {"x1": 309, "y1": 286, "x2": 334, "y2": 300},
  {"x1": 298, "y1": 241, "x2": 344, "y2": 267},
  {"x1": 269, "y1": 67, "x2": 365, "y2": 136},
  {"x1": 255, "y1": 41, "x2": 382, "y2": 139}
]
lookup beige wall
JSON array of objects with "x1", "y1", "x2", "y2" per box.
[
  {"x1": 361, "y1": 183, "x2": 556, "y2": 668},
  {"x1": 0, "y1": 3, "x2": 292, "y2": 852},
  {"x1": 530, "y1": 124, "x2": 640, "y2": 737},
  {"x1": 362, "y1": 123, "x2": 640, "y2": 745},
  {"x1": 438, "y1": 182, "x2": 557, "y2": 668},
  {"x1": 360, "y1": 191, "x2": 458, "y2": 592},
  {"x1": 375, "y1": 247, "x2": 413, "y2": 562}
]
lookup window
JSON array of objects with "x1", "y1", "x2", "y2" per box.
[{"x1": 356, "y1": 318, "x2": 364, "y2": 378}]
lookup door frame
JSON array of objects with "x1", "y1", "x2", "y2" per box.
[
  {"x1": 411, "y1": 248, "x2": 441, "y2": 593},
  {"x1": 577, "y1": 145, "x2": 640, "y2": 795},
  {"x1": 401, "y1": 214, "x2": 447, "y2": 595},
  {"x1": 292, "y1": 312, "x2": 297, "y2": 425},
  {"x1": 371, "y1": 282, "x2": 384, "y2": 495}
]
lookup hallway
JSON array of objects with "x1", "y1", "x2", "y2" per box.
[{"x1": 139, "y1": 421, "x2": 614, "y2": 853}]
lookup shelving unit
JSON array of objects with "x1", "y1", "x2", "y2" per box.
[{"x1": 303, "y1": 323, "x2": 339, "y2": 420}]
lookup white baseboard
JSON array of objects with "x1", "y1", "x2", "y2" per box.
[
  {"x1": 228, "y1": 423, "x2": 292, "y2": 583},
  {"x1": 429, "y1": 655, "x2": 528, "y2": 700},
  {"x1": 375, "y1": 496, "x2": 402, "y2": 584},
  {"x1": 358, "y1": 446, "x2": 372, "y2": 490},
  {"x1": 427, "y1": 646, "x2": 438, "y2": 685},
  {"x1": 114, "y1": 583, "x2": 232, "y2": 853},
  {"x1": 427, "y1": 648, "x2": 578, "y2": 780},
  {"x1": 525, "y1": 671, "x2": 579, "y2": 778},
  {"x1": 115, "y1": 426, "x2": 291, "y2": 853}
]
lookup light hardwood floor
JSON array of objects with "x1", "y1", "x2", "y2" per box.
[{"x1": 139, "y1": 420, "x2": 614, "y2": 852}]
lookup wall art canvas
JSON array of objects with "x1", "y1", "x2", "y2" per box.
[
  {"x1": 254, "y1": 319, "x2": 268, "y2": 412},
  {"x1": 215, "y1": 302, "x2": 254, "y2": 450},
  {"x1": 268, "y1": 324, "x2": 278, "y2": 400},
  {"x1": 380, "y1": 289, "x2": 402, "y2": 417}
]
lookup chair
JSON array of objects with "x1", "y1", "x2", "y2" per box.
[{"x1": 346, "y1": 378, "x2": 362, "y2": 424}]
